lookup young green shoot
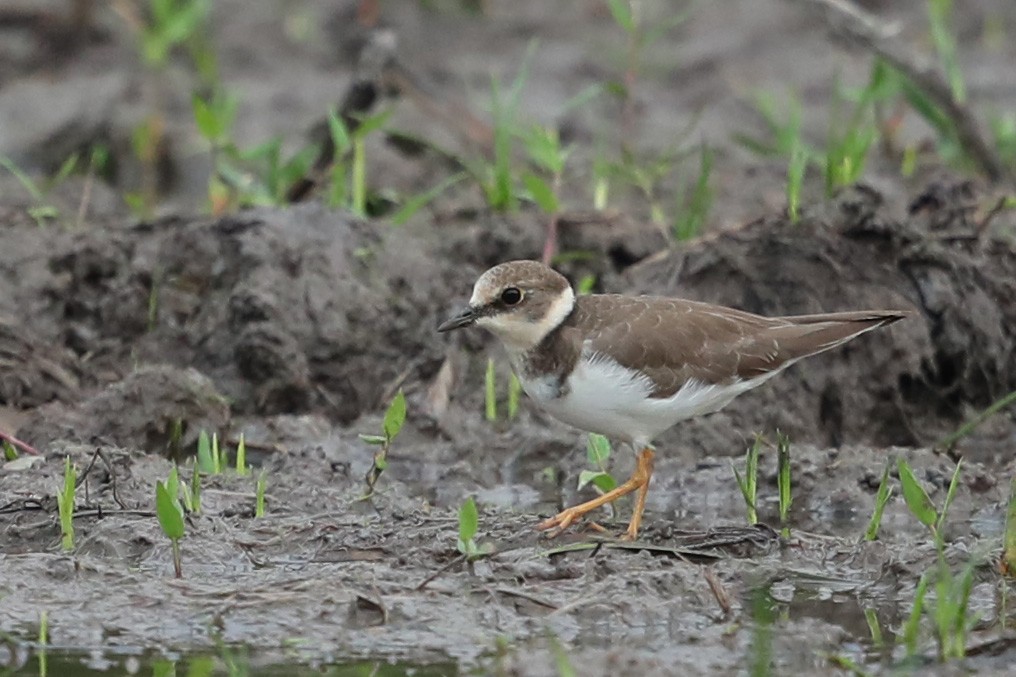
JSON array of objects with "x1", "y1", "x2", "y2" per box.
[
  {"x1": 56, "y1": 456, "x2": 76, "y2": 551},
  {"x1": 3, "y1": 439, "x2": 17, "y2": 461},
  {"x1": 864, "y1": 608, "x2": 884, "y2": 648},
  {"x1": 748, "y1": 587, "x2": 774, "y2": 677},
  {"x1": 896, "y1": 458, "x2": 938, "y2": 536},
  {"x1": 235, "y1": 433, "x2": 248, "y2": 476},
  {"x1": 930, "y1": 556, "x2": 978, "y2": 660},
  {"x1": 349, "y1": 109, "x2": 393, "y2": 217},
  {"x1": 786, "y1": 143, "x2": 807, "y2": 224},
  {"x1": 0, "y1": 155, "x2": 66, "y2": 227},
  {"x1": 902, "y1": 572, "x2": 929, "y2": 659},
  {"x1": 733, "y1": 435, "x2": 762, "y2": 525},
  {"x1": 156, "y1": 477, "x2": 185, "y2": 578},
  {"x1": 38, "y1": 609, "x2": 48, "y2": 677},
  {"x1": 935, "y1": 388, "x2": 1016, "y2": 453},
  {"x1": 1002, "y1": 474, "x2": 1016, "y2": 577},
  {"x1": 457, "y1": 496, "x2": 493, "y2": 560},
  {"x1": 672, "y1": 144, "x2": 714, "y2": 241},
  {"x1": 864, "y1": 461, "x2": 893, "y2": 541},
  {"x1": 927, "y1": 0, "x2": 965, "y2": 104},
  {"x1": 190, "y1": 464, "x2": 202, "y2": 515},
  {"x1": 776, "y1": 432, "x2": 791, "y2": 538},
  {"x1": 196, "y1": 429, "x2": 219, "y2": 474},
  {"x1": 507, "y1": 372, "x2": 523, "y2": 420},
  {"x1": 485, "y1": 358, "x2": 498, "y2": 423},
  {"x1": 255, "y1": 470, "x2": 267, "y2": 518},
  {"x1": 360, "y1": 389, "x2": 407, "y2": 497},
  {"x1": 577, "y1": 433, "x2": 618, "y2": 504}
]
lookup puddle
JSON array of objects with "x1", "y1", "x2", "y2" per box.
[{"x1": 2, "y1": 646, "x2": 458, "y2": 677}]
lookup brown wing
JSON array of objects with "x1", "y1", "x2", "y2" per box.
[{"x1": 570, "y1": 295, "x2": 907, "y2": 398}]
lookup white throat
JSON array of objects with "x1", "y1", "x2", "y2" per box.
[{"x1": 474, "y1": 286, "x2": 575, "y2": 352}]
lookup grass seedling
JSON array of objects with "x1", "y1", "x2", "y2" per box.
[
  {"x1": 734, "y1": 90, "x2": 805, "y2": 158},
  {"x1": 507, "y1": 373, "x2": 523, "y2": 420},
  {"x1": 748, "y1": 588, "x2": 774, "y2": 677},
  {"x1": 786, "y1": 143, "x2": 807, "y2": 224},
  {"x1": 391, "y1": 171, "x2": 468, "y2": 226},
  {"x1": 350, "y1": 109, "x2": 393, "y2": 217},
  {"x1": 0, "y1": 154, "x2": 75, "y2": 227},
  {"x1": 577, "y1": 433, "x2": 618, "y2": 499},
  {"x1": 935, "y1": 388, "x2": 1016, "y2": 453},
  {"x1": 896, "y1": 457, "x2": 963, "y2": 545},
  {"x1": 190, "y1": 465, "x2": 202, "y2": 515},
  {"x1": 456, "y1": 496, "x2": 492, "y2": 560},
  {"x1": 733, "y1": 435, "x2": 762, "y2": 525},
  {"x1": 255, "y1": 470, "x2": 267, "y2": 518},
  {"x1": 776, "y1": 432, "x2": 791, "y2": 537},
  {"x1": 3, "y1": 439, "x2": 17, "y2": 461},
  {"x1": 927, "y1": 0, "x2": 965, "y2": 105},
  {"x1": 469, "y1": 41, "x2": 536, "y2": 213},
  {"x1": 38, "y1": 609, "x2": 48, "y2": 677},
  {"x1": 156, "y1": 477, "x2": 185, "y2": 578},
  {"x1": 864, "y1": 461, "x2": 893, "y2": 541},
  {"x1": 167, "y1": 465, "x2": 197, "y2": 514},
  {"x1": 56, "y1": 456, "x2": 76, "y2": 551},
  {"x1": 1003, "y1": 474, "x2": 1016, "y2": 577},
  {"x1": 672, "y1": 144, "x2": 714, "y2": 241},
  {"x1": 235, "y1": 433, "x2": 248, "y2": 476},
  {"x1": 864, "y1": 608, "x2": 884, "y2": 648},
  {"x1": 485, "y1": 358, "x2": 498, "y2": 423},
  {"x1": 902, "y1": 573, "x2": 929, "y2": 659},
  {"x1": 196, "y1": 430, "x2": 225, "y2": 474},
  {"x1": 360, "y1": 390, "x2": 407, "y2": 497},
  {"x1": 520, "y1": 123, "x2": 573, "y2": 260},
  {"x1": 930, "y1": 556, "x2": 978, "y2": 660}
]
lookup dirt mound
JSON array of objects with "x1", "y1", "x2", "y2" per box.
[
  {"x1": 20, "y1": 365, "x2": 230, "y2": 457},
  {"x1": 623, "y1": 183, "x2": 1016, "y2": 452},
  {"x1": 7, "y1": 204, "x2": 465, "y2": 435}
]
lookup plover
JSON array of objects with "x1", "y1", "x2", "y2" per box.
[{"x1": 438, "y1": 260, "x2": 907, "y2": 540}]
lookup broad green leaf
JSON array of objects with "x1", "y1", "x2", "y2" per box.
[
  {"x1": 156, "y1": 480, "x2": 185, "y2": 540},
  {"x1": 897, "y1": 458, "x2": 937, "y2": 529},
  {"x1": 522, "y1": 173, "x2": 559, "y2": 214},
  {"x1": 196, "y1": 430, "x2": 214, "y2": 473},
  {"x1": 586, "y1": 434, "x2": 612, "y2": 467},
  {"x1": 459, "y1": 496, "x2": 478, "y2": 544},
  {"x1": 606, "y1": 0, "x2": 635, "y2": 33},
  {"x1": 383, "y1": 390, "x2": 407, "y2": 441},
  {"x1": 577, "y1": 470, "x2": 617, "y2": 494}
]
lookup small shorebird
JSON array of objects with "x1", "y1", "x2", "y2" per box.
[{"x1": 438, "y1": 260, "x2": 907, "y2": 540}]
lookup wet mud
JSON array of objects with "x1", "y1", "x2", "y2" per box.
[{"x1": 3, "y1": 1, "x2": 1016, "y2": 675}]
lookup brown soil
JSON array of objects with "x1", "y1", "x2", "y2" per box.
[{"x1": 2, "y1": 1, "x2": 1016, "y2": 675}]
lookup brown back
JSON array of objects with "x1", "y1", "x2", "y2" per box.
[{"x1": 553, "y1": 295, "x2": 907, "y2": 399}]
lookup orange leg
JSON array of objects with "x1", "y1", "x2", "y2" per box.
[{"x1": 537, "y1": 447, "x2": 655, "y2": 539}]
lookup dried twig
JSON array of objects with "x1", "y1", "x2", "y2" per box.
[{"x1": 783, "y1": 0, "x2": 1010, "y2": 183}]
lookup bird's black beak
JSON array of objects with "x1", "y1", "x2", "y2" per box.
[{"x1": 437, "y1": 306, "x2": 478, "y2": 332}]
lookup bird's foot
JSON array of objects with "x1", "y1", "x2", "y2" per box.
[{"x1": 536, "y1": 506, "x2": 586, "y2": 538}]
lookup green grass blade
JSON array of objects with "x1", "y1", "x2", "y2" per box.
[
  {"x1": 897, "y1": 458, "x2": 937, "y2": 530},
  {"x1": 903, "y1": 573, "x2": 929, "y2": 658},
  {"x1": 935, "y1": 458, "x2": 963, "y2": 534},
  {"x1": 484, "y1": 359, "x2": 498, "y2": 422},
  {"x1": 156, "y1": 480, "x2": 185, "y2": 540},
  {"x1": 864, "y1": 461, "x2": 893, "y2": 541}
]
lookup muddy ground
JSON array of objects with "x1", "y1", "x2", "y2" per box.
[{"x1": 3, "y1": 1, "x2": 1016, "y2": 675}]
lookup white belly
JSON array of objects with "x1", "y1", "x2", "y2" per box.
[{"x1": 517, "y1": 351, "x2": 780, "y2": 447}]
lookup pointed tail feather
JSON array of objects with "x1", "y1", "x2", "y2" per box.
[{"x1": 767, "y1": 310, "x2": 910, "y2": 362}]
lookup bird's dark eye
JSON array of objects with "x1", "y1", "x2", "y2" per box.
[{"x1": 500, "y1": 287, "x2": 523, "y2": 305}]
